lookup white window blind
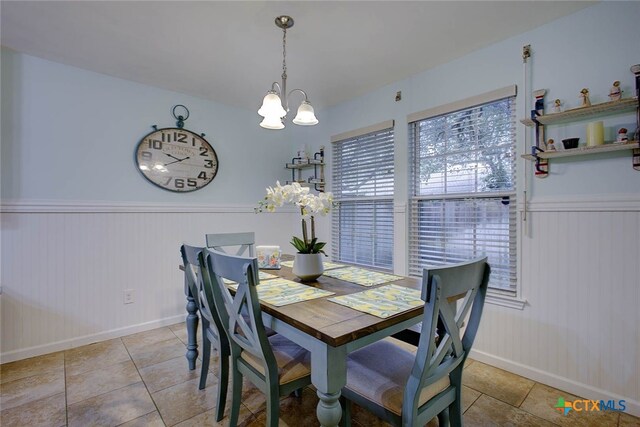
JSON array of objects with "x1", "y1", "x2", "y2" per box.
[
  {"x1": 332, "y1": 125, "x2": 394, "y2": 270},
  {"x1": 409, "y1": 96, "x2": 517, "y2": 292}
]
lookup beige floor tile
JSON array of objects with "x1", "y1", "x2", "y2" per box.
[
  {"x1": 0, "y1": 392, "x2": 66, "y2": 427},
  {"x1": 0, "y1": 351, "x2": 64, "y2": 384},
  {"x1": 67, "y1": 381, "x2": 155, "y2": 427},
  {"x1": 118, "y1": 410, "x2": 166, "y2": 427},
  {"x1": 168, "y1": 322, "x2": 186, "y2": 333},
  {"x1": 520, "y1": 383, "x2": 620, "y2": 427},
  {"x1": 619, "y1": 412, "x2": 640, "y2": 426},
  {"x1": 464, "y1": 394, "x2": 556, "y2": 426},
  {"x1": 66, "y1": 359, "x2": 142, "y2": 404},
  {"x1": 238, "y1": 377, "x2": 269, "y2": 413},
  {"x1": 271, "y1": 387, "x2": 320, "y2": 427},
  {"x1": 462, "y1": 361, "x2": 535, "y2": 406},
  {"x1": 129, "y1": 337, "x2": 187, "y2": 369},
  {"x1": 461, "y1": 385, "x2": 482, "y2": 413},
  {"x1": 151, "y1": 377, "x2": 219, "y2": 426},
  {"x1": 348, "y1": 399, "x2": 438, "y2": 426},
  {"x1": 139, "y1": 356, "x2": 202, "y2": 393},
  {"x1": 174, "y1": 404, "x2": 254, "y2": 427},
  {"x1": 122, "y1": 327, "x2": 178, "y2": 352},
  {"x1": 349, "y1": 401, "x2": 393, "y2": 427},
  {"x1": 0, "y1": 370, "x2": 65, "y2": 411},
  {"x1": 64, "y1": 338, "x2": 131, "y2": 377}
]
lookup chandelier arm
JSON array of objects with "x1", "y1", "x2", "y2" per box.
[
  {"x1": 287, "y1": 88, "x2": 310, "y2": 102},
  {"x1": 270, "y1": 81, "x2": 282, "y2": 95},
  {"x1": 285, "y1": 88, "x2": 311, "y2": 111}
]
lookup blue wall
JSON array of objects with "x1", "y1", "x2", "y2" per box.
[
  {"x1": 322, "y1": 1, "x2": 640, "y2": 200},
  {"x1": 1, "y1": 49, "x2": 296, "y2": 204}
]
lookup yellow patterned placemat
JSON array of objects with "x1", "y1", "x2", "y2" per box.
[
  {"x1": 227, "y1": 277, "x2": 334, "y2": 307},
  {"x1": 222, "y1": 271, "x2": 278, "y2": 285},
  {"x1": 280, "y1": 260, "x2": 347, "y2": 270},
  {"x1": 328, "y1": 284, "x2": 423, "y2": 318},
  {"x1": 322, "y1": 266, "x2": 402, "y2": 287}
]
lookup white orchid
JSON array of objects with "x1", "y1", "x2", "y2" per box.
[{"x1": 256, "y1": 181, "x2": 335, "y2": 254}]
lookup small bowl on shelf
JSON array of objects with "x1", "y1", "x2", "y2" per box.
[{"x1": 562, "y1": 138, "x2": 580, "y2": 149}]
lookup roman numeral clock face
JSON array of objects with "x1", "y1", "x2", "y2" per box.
[{"x1": 135, "y1": 128, "x2": 219, "y2": 192}]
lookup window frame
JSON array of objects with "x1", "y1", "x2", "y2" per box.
[
  {"x1": 331, "y1": 121, "x2": 395, "y2": 271},
  {"x1": 407, "y1": 86, "x2": 525, "y2": 308}
]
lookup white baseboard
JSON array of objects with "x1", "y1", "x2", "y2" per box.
[
  {"x1": 0, "y1": 314, "x2": 185, "y2": 364},
  {"x1": 469, "y1": 349, "x2": 640, "y2": 418}
]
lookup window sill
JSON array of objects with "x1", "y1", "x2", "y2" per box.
[{"x1": 485, "y1": 290, "x2": 527, "y2": 310}]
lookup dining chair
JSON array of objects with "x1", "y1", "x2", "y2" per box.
[
  {"x1": 180, "y1": 244, "x2": 230, "y2": 422},
  {"x1": 205, "y1": 232, "x2": 255, "y2": 257},
  {"x1": 341, "y1": 256, "x2": 491, "y2": 427},
  {"x1": 201, "y1": 248, "x2": 312, "y2": 427}
]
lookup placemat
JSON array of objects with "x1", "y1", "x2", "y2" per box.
[
  {"x1": 222, "y1": 271, "x2": 278, "y2": 285},
  {"x1": 280, "y1": 260, "x2": 347, "y2": 270},
  {"x1": 322, "y1": 266, "x2": 402, "y2": 287},
  {"x1": 328, "y1": 284, "x2": 423, "y2": 318},
  {"x1": 228, "y1": 277, "x2": 334, "y2": 307}
]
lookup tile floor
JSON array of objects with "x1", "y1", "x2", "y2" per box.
[{"x1": 1, "y1": 322, "x2": 638, "y2": 426}]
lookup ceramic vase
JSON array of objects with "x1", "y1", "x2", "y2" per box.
[{"x1": 292, "y1": 253, "x2": 324, "y2": 282}]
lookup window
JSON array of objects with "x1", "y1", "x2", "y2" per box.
[
  {"x1": 332, "y1": 122, "x2": 394, "y2": 270},
  {"x1": 409, "y1": 90, "x2": 516, "y2": 292}
]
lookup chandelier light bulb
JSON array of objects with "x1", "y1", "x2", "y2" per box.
[
  {"x1": 292, "y1": 101, "x2": 319, "y2": 126},
  {"x1": 258, "y1": 92, "x2": 287, "y2": 118},
  {"x1": 260, "y1": 114, "x2": 285, "y2": 130}
]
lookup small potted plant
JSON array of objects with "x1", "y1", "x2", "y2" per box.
[{"x1": 256, "y1": 182, "x2": 334, "y2": 281}]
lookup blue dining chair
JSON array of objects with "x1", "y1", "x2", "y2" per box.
[
  {"x1": 200, "y1": 248, "x2": 312, "y2": 427},
  {"x1": 206, "y1": 232, "x2": 255, "y2": 257},
  {"x1": 180, "y1": 244, "x2": 230, "y2": 422},
  {"x1": 341, "y1": 256, "x2": 491, "y2": 427}
]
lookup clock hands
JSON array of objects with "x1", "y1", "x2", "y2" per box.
[
  {"x1": 164, "y1": 156, "x2": 190, "y2": 166},
  {"x1": 165, "y1": 153, "x2": 184, "y2": 161}
]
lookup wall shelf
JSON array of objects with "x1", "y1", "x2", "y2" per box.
[
  {"x1": 521, "y1": 97, "x2": 637, "y2": 127},
  {"x1": 285, "y1": 147, "x2": 325, "y2": 191},
  {"x1": 521, "y1": 141, "x2": 638, "y2": 160}
]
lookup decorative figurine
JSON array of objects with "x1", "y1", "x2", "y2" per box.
[
  {"x1": 533, "y1": 89, "x2": 546, "y2": 115},
  {"x1": 546, "y1": 138, "x2": 556, "y2": 151},
  {"x1": 616, "y1": 128, "x2": 628, "y2": 143},
  {"x1": 609, "y1": 81, "x2": 622, "y2": 101},
  {"x1": 579, "y1": 88, "x2": 591, "y2": 107},
  {"x1": 553, "y1": 99, "x2": 562, "y2": 113}
]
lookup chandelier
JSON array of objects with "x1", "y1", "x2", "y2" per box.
[{"x1": 258, "y1": 16, "x2": 318, "y2": 130}]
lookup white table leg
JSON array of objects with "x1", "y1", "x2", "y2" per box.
[{"x1": 311, "y1": 345, "x2": 347, "y2": 427}]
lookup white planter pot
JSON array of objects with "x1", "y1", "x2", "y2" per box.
[{"x1": 292, "y1": 253, "x2": 324, "y2": 282}]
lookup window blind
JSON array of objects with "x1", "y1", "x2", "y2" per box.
[
  {"x1": 332, "y1": 125, "x2": 394, "y2": 270},
  {"x1": 408, "y1": 97, "x2": 517, "y2": 292}
]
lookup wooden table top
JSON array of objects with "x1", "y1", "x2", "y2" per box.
[{"x1": 259, "y1": 258, "x2": 422, "y2": 347}]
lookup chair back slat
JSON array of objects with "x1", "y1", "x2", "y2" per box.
[
  {"x1": 180, "y1": 244, "x2": 227, "y2": 339},
  {"x1": 404, "y1": 256, "x2": 490, "y2": 417},
  {"x1": 203, "y1": 248, "x2": 278, "y2": 375},
  {"x1": 206, "y1": 232, "x2": 255, "y2": 257}
]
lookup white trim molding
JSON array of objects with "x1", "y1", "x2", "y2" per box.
[
  {"x1": 520, "y1": 194, "x2": 640, "y2": 212},
  {"x1": 0, "y1": 199, "x2": 299, "y2": 214},
  {"x1": 0, "y1": 314, "x2": 185, "y2": 364}
]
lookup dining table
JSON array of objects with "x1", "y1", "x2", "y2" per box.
[{"x1": 181, "y1": 256, "x2": 424, "y2": 427}]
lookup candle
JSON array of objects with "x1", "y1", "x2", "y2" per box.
[{"x1": 586, "y1": 121, "x2": 604, "y2": 146}]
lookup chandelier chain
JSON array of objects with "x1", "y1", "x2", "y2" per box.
[{"x1": 282, "y1": 27, "x2": 287, "y2": 80}]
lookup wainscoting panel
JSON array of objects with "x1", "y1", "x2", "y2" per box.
[
  {"x1": 0, "y1": 203, "x2": 299, "y2": 362},
  {"x1": 473, "y1": 206, "x2": 640, "y2": 415}
]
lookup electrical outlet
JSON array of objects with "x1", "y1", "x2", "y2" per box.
[{"x1": 123, "y1": 289, "x2": 135, "y2": 304}]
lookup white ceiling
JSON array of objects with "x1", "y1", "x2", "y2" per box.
[{"x1": 1, "y1": 1, "x2": 593, "y2": 111}]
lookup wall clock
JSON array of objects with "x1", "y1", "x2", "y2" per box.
[{"x1": 135, "y1": 106, "x2": 219, "y2": 192}]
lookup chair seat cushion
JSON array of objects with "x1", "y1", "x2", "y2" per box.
[
  {"x1": 240, "y1": 334, "x2": 311, "y2": 385},
  {"x1": 345, "y1": 337, "x2": 450, "y2": 416}
]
